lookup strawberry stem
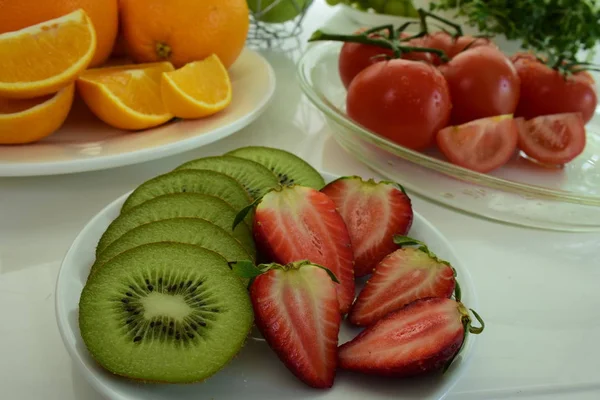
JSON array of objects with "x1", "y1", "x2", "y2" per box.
[
  {"x1": 467, "y1": 309, "x2": 485, "y2": 334},
  {"x1": 444, "y1": 304, "x2": 485, "y2": 373}
]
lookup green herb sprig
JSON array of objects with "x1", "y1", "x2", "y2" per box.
[{"x1": 431, "y1": 0, "x2": 600, "y2": 65}]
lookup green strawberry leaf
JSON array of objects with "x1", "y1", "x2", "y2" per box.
[
  {"x1": 454, "y1": 280, "x2": 462, "y2": 302},
  {"x1": 393, "y1": 235, "x2": 451, "y2": 266},
  {"x1": 310, "y1": 263, "x2": 340, "y2": 284},
  {"x1": 229, "y1": 260, "x2": 265, "y2": 279},
  {"x1": 232, "y1": 197, "x2": 261, "y2": 230}
]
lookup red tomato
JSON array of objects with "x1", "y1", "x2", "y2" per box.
[
  {"x1": 439, "y1": 46, "x2": 521, "y2": 125},
  {"x1": 436, "y1": 115, "x2": 518, "y2": 173},
  {"x1": 346, "y1": 59, "x2": 451, "y2": 151},
  {"x1": 448, "y1": 35, "x2": 497, "y2": 57},
  {"x1": 516, "y1": 113, "x2": 586, "y2": 165},
  {"x1": 512, "y1": 54, "x2": 597, "y2": 124},
  {"x1": 398, "y1": 32, "x2": 435, "y2": 64},
  {"x1": 417, "y1": 32, "x2": 496, "y2": 64},
  {"x1": 338, "y1": 28, "x2": 394, "y2": 89},
  {"x1": 418, "y1": 31, "x2": 453, "y2": 62}
]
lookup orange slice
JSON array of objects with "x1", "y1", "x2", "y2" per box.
[
  {"x1": 0, "y1": 9, "x2": 96, "y2": 99},
  {"x1": 0, "y1": 84, "x2": 75, "y2": 144},
  {"x1": 77, "y1": 62, "x2": 175, "y2": 131},
  {"x1": 161, "y1": 55, "x2": 232, "y2": 119}
]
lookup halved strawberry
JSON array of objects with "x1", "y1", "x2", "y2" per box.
[
  {"x1": 339, "y1": 297, "x2": 484, "y2": 377},
  {"x1": 252, "y1": 185, "x2": 355, "y2": 314},
  {"x1": 321, "y1": 176, "x2": 413, "y2": 277},
  {"x1": 247, "y1": 260, "x2": 341, "y2": 388},
  {"x1": 348, "y1": 236, "x2": 456, "y2": 326}
]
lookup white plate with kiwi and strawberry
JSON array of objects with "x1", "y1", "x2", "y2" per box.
[{"x1": 56, "y1": 145, "x2": 484, "y2": 400}]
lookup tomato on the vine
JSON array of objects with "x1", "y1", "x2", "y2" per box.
[
  {"x1": 346, "y1": 58, "x2": 451, "y2": 151},
  {"x1": 439, "y1": 46, "x2": 521, "y2": 125},
  {"x1": 511, "y1": 53, "x2": 597, "y2": 124},
  {"x1": 448, "y1": 35, "x2": 497, "y2": 57},
  {"x1": 516, "y1": 113, "x2": 586, "y2": 165},
  {"x1": 416, "y1": 31, "x2": 496, "y2": 64},
  {"x1": 338, "y1": 29, "x2": 394, "y2": 89},
  {"x1": 437, "y1": 115, "x2": 518, "y2": 173},
  {"x1": 398, "y1": 32, "x2": 435, "y2": 64},
  {"x1": 338, "y1": 29, "x2": 437, "y2": 89}
]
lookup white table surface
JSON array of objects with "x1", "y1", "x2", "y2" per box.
[{"x1": 2, "y1": 2, "x2": 600, "y2": 399}]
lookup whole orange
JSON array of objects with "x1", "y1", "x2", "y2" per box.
[
  {"x1": 119, "y1": 0, "x2": 249, "y2": 69},
  {"x1": 0, "y1": 0, "x2": 118, "y2": 67}
]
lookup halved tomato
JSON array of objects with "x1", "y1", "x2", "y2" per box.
[
  {"x1": 516, "y1": 113, "x2": 586, "y2": 165},
  {"x1": 436, "y1": 115, "x2": 518, "y2": 173}
]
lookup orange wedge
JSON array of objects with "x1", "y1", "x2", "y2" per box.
[
  {"x1": 77, "y1": 62, "x2": 175, "y2": 131},
  {"x1": 0, "y1": 9, "x2": 96, "y2": 99},
  {"x1": 0, "y1": 84, "x2": 75, "y2": 144},
  {"x1": 161, "y1": 54, "x2": 232, "y2": 119}
]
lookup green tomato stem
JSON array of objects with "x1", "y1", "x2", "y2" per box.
[
  {"x1": 308, "y1": 29, "x2": 450, "y2": 62},
  {"x1": 395, "y1": 21, "x2": 420, "y2": 36},
  {"x1": 418, "y1": 8, "x2": 463, "y2": 37},
  {"x1": 364, "y1": 24, "x2": 395, "y2": 40}
]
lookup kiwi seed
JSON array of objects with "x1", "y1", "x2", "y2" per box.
[{"x1": 79, "y1": 242, "x2": 254, "y2": 383}]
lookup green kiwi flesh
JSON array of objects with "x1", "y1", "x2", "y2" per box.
[
  {"x1": 227, "y1": 146, "x2": 325, "y2": 189},
  {"x1": 91, "y1": 218, "x2": 253, "y2": 277},
  {"x1": 176, "y1": 155, "x2": 279, "y2": 199},
  {"x1": 79, "y1": 242, "x2": 254, "y2": 383},
  {"x1": 96, "y1": 193, "x2": 255, "y2": 258},
  {"x1": 121, "y1": 170, "x2": 252, "y2": 217}
]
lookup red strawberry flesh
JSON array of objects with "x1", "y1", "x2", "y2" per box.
[
  {"x1": 253, "y1": 185, "x2": 355, "y2": 313},
  {"x1": 349, "y1": 247, "x2": 456, "y2": 326},
  {"x1": 339, "y1": 297, "x2": 466, "y2": 377},
  {"x1": 251, "y1": 262, "x2": 341, "y2": 388},
  {"x1": 321, "y1": 177, "x2": 413, "y2": 277}
]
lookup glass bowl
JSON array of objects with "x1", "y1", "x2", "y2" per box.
[{"x1": 297, "y1": 41, "x2": 600, "y2": 232}]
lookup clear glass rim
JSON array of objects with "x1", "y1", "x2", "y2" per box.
[{"x1": 297, "y1": 41, "x2": 600, "y2": 207}]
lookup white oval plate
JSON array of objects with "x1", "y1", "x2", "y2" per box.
[
  {"x1": 55, "y1": 172, "x2": 479, "y2": 400},
  {"x1": 0, "y1": 49, "x2": 275, "y2": 177}
]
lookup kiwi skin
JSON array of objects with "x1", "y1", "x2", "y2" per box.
[
  {"x1": 95, "y1": 193, "x2": 256, "y2": 258},
  {"x1": 90, "y1": 217, "x2": 254, "y2": 278},
  {"x1": 176, "y1": 155, "x2": 280, "y2": 199},
  {"x1": 226, "y1": 146, "x2": 325, "y2": 189},
  {"x1": 79, "y1": 242, "x2": 254, "y2": 384},
  {"x1": 120, "y1": 169, "x2": 252, "y2": 216}
]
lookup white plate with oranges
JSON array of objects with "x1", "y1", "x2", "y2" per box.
[{"x1": 0, "y1": 3, "x2": 275, "y2": 177}]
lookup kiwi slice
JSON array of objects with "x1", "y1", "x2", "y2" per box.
[
  {"x1": 79, "y1": 242, "x2": 254, "y2": 383},
  {"x1": 91, "y1": 218, "x2": 254, "y2": 277},
  {"x1": 227, "y1": 146, "x2": 325, "y2": 189},
  {"x1": 96, "y1": 193, "x2": 255, "y2": 258},
  {"x1": 176, "y1": 155, "x2": 279, "y2": 199},
  {"x1": 121, "y1": 169, "x2": 252, "y2": 215}
]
